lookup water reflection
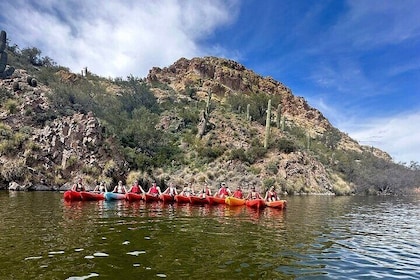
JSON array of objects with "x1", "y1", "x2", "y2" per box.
[{"x1": 0, "y1": 192, "x2": 419, "y2": 279}]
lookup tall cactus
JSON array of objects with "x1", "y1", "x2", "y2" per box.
[
  {"x1": 276, "y1": 103, "x2": 281, "y2": 128},
  {"x1": 264, "y1": 99, "x2": 272, "y2": 149},
  {"x1": 0, "y1": 30, "x2": 15, "y2": 79},
  {"x1": 0, "y1": 30, "x2": 6, "y2": 52},
  {"x1": 281, "y1": 115, "x2": 285, "y2": 131},
  {"x1": 246, "y1": 104, "x2": 250, "y2": 122}
]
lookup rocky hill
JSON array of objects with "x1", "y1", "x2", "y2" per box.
[{"x1": 1, "y1": 55, "x2": 415, "y2": 195}]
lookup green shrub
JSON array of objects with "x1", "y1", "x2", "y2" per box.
[
  {"x1": 66, "y1": 156, "x2": 78, "y2": 169},
  {"x1": 229, "y1": 146, "x2": 266, "y2": 164},
  {"x1": 262, "y1": 177, "x2": 276, "y2": 191},
  {"x1": 266, "y1": 161, "x2": 279, "y2": 175},
  {"x1": 276, "y1": 138, "x2": 297, "y2": 153},
  {"x1": 4, "y1": 99, "x2": 18, "y2": 114}
]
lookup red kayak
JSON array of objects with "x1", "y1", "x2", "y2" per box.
[
  {"x1": 189, "y1": 196, "x2": 208, "y2": 205},
  {"x1": 265, "y1": 200, "x2": 287, "y2": 209},
  {"x1": 246, "y1": 199, "x2": 266, "y2": 209},
  {"x1": 160, "y1": 194, "x2": 175, "y2": 203},
  {"x1": 175, "y1": 194, "x2": 190, "y2": 204},
  {"x1": 63, "y1": 190, "x2": 82, "y2": 201},
  {"x1": 144, "y1": 193, "x2": 160, "y2": 202},
  {"x1": 80, "y1": 191, "x2": 104, "y2": 201},
  {"x1": 126, "y1": 193, "x2": 144, "y2": 202},
  {"x1": 206, "y1": 196, "x2": 226, "y2": 205}
]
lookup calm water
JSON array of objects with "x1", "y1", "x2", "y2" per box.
[{"x1": 0, "y1": 192, "x2": 419, "y2": 280}]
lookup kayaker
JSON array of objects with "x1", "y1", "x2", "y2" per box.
[
  {"x1": 180, "y1": 182, "x2": 194, "y2": 197},
  {"x1": 232, "y1": 186, "x2": 244, "y2": 199},
  {"x1": 147, "y1": 182, "x2": 162, "y2": 197},
  {"x1": 128, "y1": 180, "x2": 145, "y2": 194},
  {"x1": 71, "y1": 178, "x2": 86, "y2": 192},
  {"x1": 94, "y1": 181, "x2": 107, "y2": 193},
  {"x1": 197, "y1": 181, "x2": 212, "y2": 198},
  {"x1": 264, "y1": 186, "x2": 278, "y2": 202},
  {"x1": 245, "y1": 186, "x2": 262, "y2": 200},
  {"x1": 163, "y1": 182, "x2": 178, "y2": 196},
  {"x1": 112, "y1": 180, "x2": 127, "y2": 194},
  {"x1": 216, "y1": 182, "x2": 231, "y2": 198}
]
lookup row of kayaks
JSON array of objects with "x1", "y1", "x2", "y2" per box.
[{"x1": 63, "y1": 190, "x2": 287, "y2": 209}]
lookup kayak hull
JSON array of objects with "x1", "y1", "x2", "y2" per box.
[
  {"x1": 160, "y1": 194, "x2": 175, "y2": 203},
  {"x1": 63, "y1": 190, "x2": 82, "y2": 201},
  {"x1": 206, "y1": 196, "x2": 226, "y2": 205},
  {"x1": 126, "y1": 193, "x2": 143, "y2": 202},
  {"x1": 246, "y1": 199, "x2": 266, "y2": 209},
  {"x1": 225, "y1": 197, "x2": 245, "y2": 206},
  {"x1": 104, "y1": 192, "x2": 126, "y2": 201},
  {"x1": 265, "y1": 200, "x2": 287, "y2": 209},
  {"x1": 175, "y1": 194, "x2": 190, "y2": 204},
  {"x1": 80, "y1": 191, "x2": 104, "y2": 201},
  {"x1": 144, "y1": 193, "x2": 160, "y2": 202},
  {"x1": 189, "y1": 196, "x2": 208, "y2": 205}
]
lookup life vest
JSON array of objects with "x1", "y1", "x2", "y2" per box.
[
  {"x1": 131, "y1": 185, "x2": 141, "y2": 193},
  {"x1": 233, "y1": 190, "x2": 243, "y2": 199},
  {"x1": 149, "y1": 186, "x2": 159, "y2": 194},
  {"x1": 219, "y1": 187, "x2": 229, "y2": 197}
]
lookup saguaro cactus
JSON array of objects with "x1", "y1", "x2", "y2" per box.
[
  {"x1": 264, "y1": 99, "x2": 272, "y2": 149},
  {"x1": 276, "y1": 103, "x2": 281, "y2": 128},
  {"x1": 0, "y1": 30, "x2": 15, "y2": 79}
]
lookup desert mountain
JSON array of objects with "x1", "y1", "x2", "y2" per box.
[{"x1": 0, "y1": 54, "x2": 417, "y2": 194}]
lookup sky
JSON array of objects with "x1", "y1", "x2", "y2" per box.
[{"x1": 1, "y1": 0, "x2": 419, "y2": 164}]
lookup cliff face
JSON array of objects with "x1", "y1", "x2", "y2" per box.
[
  {"x1": 0, "y1": 70, "x2": 127, "y2": 191},
  {"x1": 0, "y1": 57, "x2": 392, "y2": 193},
  {"x1": 147, "y1": 57, "x2": 387, "y2": 158},
  {"x1": 148, "y1": 57, "x2": 331, "y2": 133}
]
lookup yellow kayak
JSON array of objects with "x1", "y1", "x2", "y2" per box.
[{"x1": 225, "y1": 196, "x2": 245, "y2": 206}]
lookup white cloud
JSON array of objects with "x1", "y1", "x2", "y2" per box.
[
  {"x1": 2, "y1": 0, "x2": 238, "y2": 77},
  {"x1": 331, "y1": 0, "x2": 420, "y2": 49},
  {"x1": 341, "y1": 112, "x2": 420, "y2": 164}
]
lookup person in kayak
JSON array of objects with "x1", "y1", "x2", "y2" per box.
[
  {"x1": 71, "y1": 178, "x2": 86, "y2": 192},
  {"x1": 147, "y1": 182, "x2": 162, "y2": 197},
  {"x1": 197, "y1": 181, "x2": 212, "y2": 198},
  {"x1": 180, "y1": 182, "x2": 194, "y2": 197},
  {"x1": 215, "y1": 182, "x2": 231, "y2": 198},
  {"x1": 112, "y1": 180, "x2": 127, "y2": 194},
  {"x1": 245, "y1": 186, "x2": 263, "y2": 200},
  {"x1": 127, "y1": 180, "x2": 145, "y2": 194},
  {"x1": 232, "y1": 186, "x2": 244, "y2": 199},
  {"x1": 93, "y1": 181, "x2": 107, "y2": 192},
  {"x1": 264, "y1": 186, "x2": 278, "y2": 202},
  {"x1": 163, "y1": 182, "x2": 178, "y2": 196}
]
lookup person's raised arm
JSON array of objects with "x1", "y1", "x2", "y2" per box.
[{"x1": 264, "y1": 191, "x2": 269, "y2": 201}]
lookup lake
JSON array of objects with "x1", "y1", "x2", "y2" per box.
[{"x1": 0, "y1": 191, "x2": 419, "y2": 279}]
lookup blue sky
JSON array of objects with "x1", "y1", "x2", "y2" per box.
[{"x1": 1, "y1": 0, "x2": 419, "y2": 164}]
